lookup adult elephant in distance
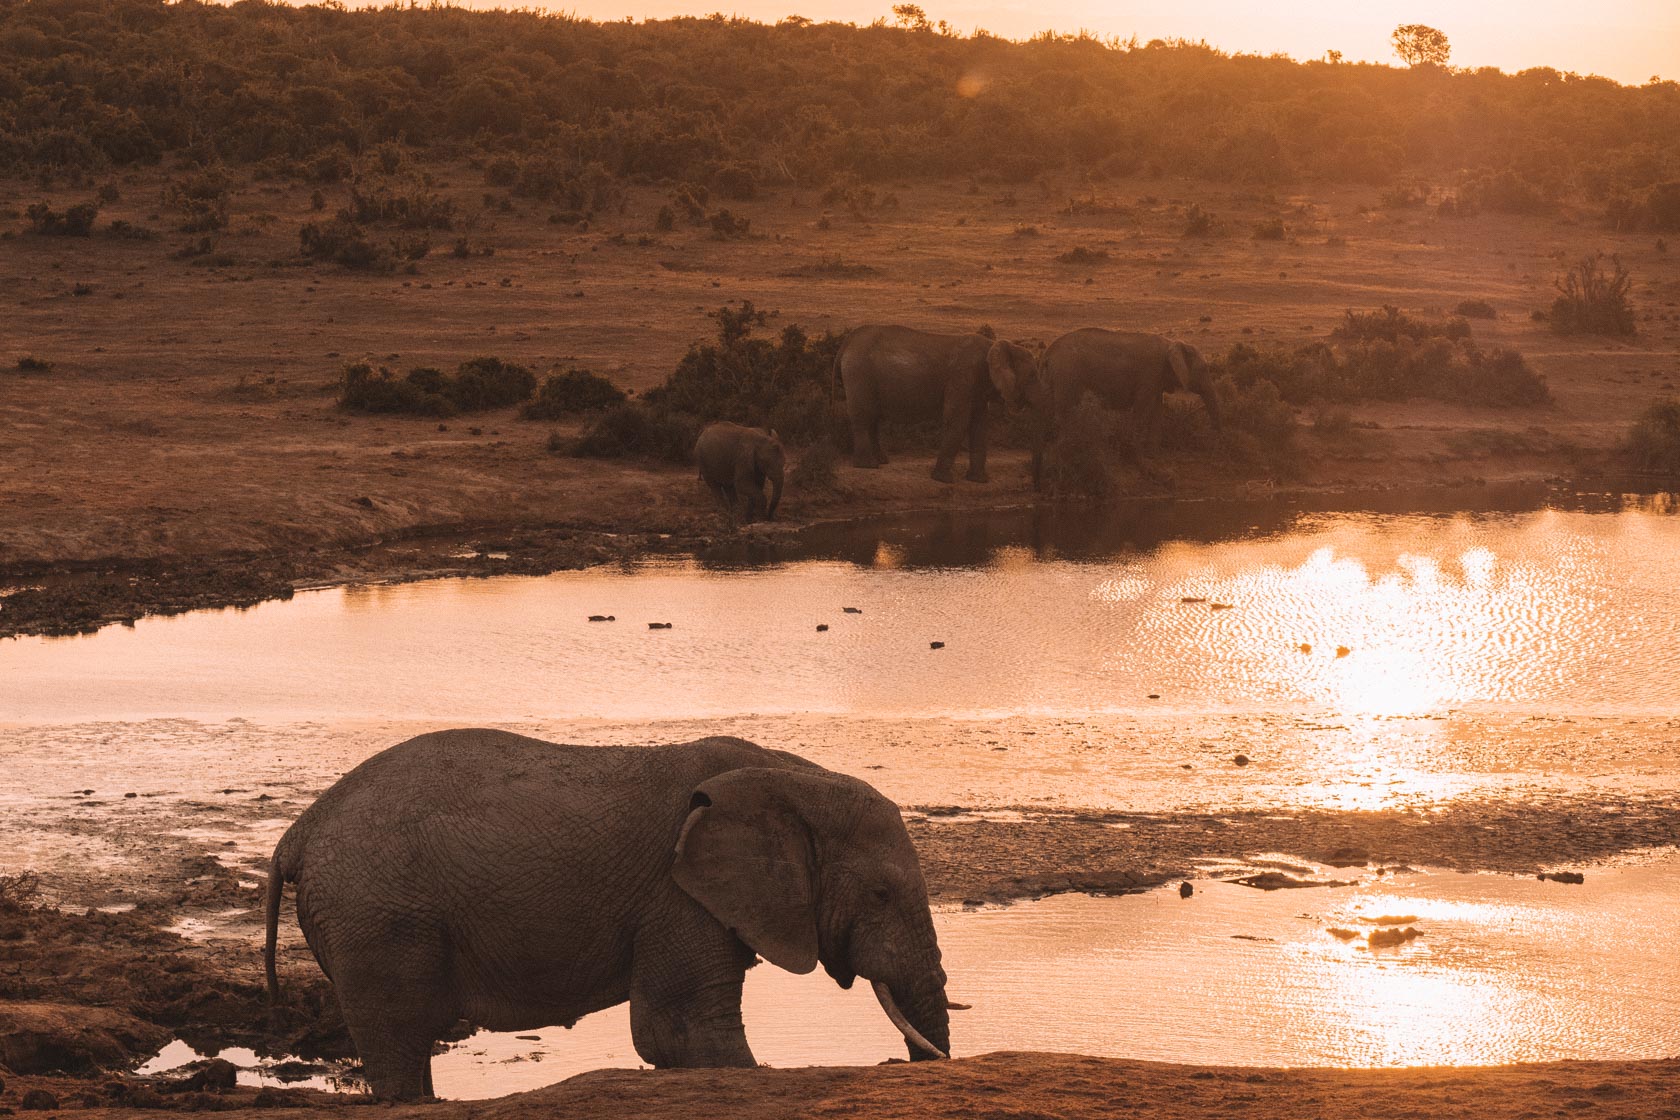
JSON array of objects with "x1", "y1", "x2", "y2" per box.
[
  {"x1": 264, "y1": 731, "x2": 953, "y2": 1100},
  {"x1": 836, "y1": 325, "x2": 1039, "y2": 483},
  {"x1": 1035, "y1": 329, "x2": 1220, "y2": 487}
]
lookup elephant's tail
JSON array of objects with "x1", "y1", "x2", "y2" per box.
[{"x1": 264, "y1": 837, "x2": 298, "y2": 1005}]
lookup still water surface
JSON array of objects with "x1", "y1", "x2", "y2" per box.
[{"x1": 6, "y1": 486, "x2": 1680, "y2": 724}]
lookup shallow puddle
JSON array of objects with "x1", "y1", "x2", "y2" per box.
[{"x1": 141, "y1": 858, "x2": 1680, "y2": 1097}]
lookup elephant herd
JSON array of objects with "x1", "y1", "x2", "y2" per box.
[{"x1": 694, "y1": 323, "x2": 1220, "y2": 522}]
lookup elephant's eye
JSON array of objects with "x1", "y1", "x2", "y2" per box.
[{"x1": 870, "y1": 885, "x2": 893, "y2": 904}]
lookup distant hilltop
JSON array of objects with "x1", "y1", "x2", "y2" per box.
[{"x1": 2, "y1": 0, "x2": 1677, "y2": 224}]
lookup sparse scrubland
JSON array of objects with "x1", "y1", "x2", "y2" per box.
[{"x1": 1, "y1": 1, "x2": 1678, "y2": 633}]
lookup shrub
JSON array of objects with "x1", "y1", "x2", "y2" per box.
[
  {"x1": 163, "y1": 167, "x2": 234, "y2": 232},
  {"x1": 1459, "y1": 169, "x2": 1550, "y2": 215},
  {"x1": 0, "y1": 870, "x2": 42, "y2": 912},
  {"x1": 1055, "y1": 246, "x2": 1110, "y2": 265},
  {"x1": 1040, "y1": 393, "x2": 1128, "y2": 499},
  {"x1": 25, "y1": 201, "x2": 98, "y2": 235},
  {"x1": 1624, "y1": 398, "x2": 1680, "y2": 475},
  {"x1": 713, "y1": 163, "x2": 758, "y2": 201},
  {"x1": 339, "y1": 357, "x2": 535, "y2": 416},
  {"x1": 788, "y1": 438, "x2": 842, "y2": 492},
  {"x1": 1549, "y1": 254, "x2": 1635, "y2": 336},
  {"x1": 447, "y1": 356, "x2": 538, "y2": 411},
  {"x1": 1216, "y1": 376, "x2": 1297, "y2": 468},
  {"x1": 1217, "y1": 310, "x2": 1549, "y2": 408},
  {"x1": 346, "y1": 178, "x2": 454, "y2": 229},
  {"x1": 521, "y1": 368, "x2": 627, "y2": 419},
  {"x1": 570, "y1": 403, "x2": 698, "y2": 463},
  {"x1": 1251, "y1": 218, "x2": 1286, "y2": 240},
  {"x1": 16, "y1": 355, "x2": 53, "y2": 372},
  {"x1": 655, "y1": 205, "x2": 675, "y2": 231},
  {"x1": 300, "y1": 217, "x2": 392, "y2": 270},
  {"x1": 1182, "y1": 204, "x2": 1215, "y2": 237},
  {"x1": 1455, "y1": 299, "x2": 1496, "y2": 319},
  {"x1": 709, "y1": 209, "x2": 751, "y2": 238},
  {"x1": 1332, "y1": 305, "x2": 1470, "y2": 344}
]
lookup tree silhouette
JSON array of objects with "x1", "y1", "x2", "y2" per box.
[
  {"x1": 1392, "y1": 24, "x2": 1451, "y2": 67},
  {"x1": 892, "y1": 4, "x2": 932, "y2": 31}
]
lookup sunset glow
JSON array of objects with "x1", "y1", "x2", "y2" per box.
[{"x1": 527, "y1": 0, "x2": 1680, "y2": 83}]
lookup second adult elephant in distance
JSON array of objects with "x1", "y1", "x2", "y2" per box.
[
  {"x1": 1036, "y1": 329, "x2": 1221, "y2": 486},
  {"x1": 837, "y1": 325, "x2": 1038, "y2": 483}
]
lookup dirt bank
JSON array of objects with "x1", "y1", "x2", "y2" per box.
[{"x1": 2, "y1": 1051, "x2": 1678, "y2": 1119}]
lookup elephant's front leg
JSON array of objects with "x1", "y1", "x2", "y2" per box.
[
  {"x1": 930, "y1": 391, "x2": 967, "y2": 484},
  {"x1": 964, "y1": 406, "x2": 990, "y2": 483},
  {"x1": 628, "y1": 924, "x2": 757, "y2": 1068}
]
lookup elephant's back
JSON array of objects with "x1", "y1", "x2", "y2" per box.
[
  {"x1": 285, "y1": 731, "x2": 813, "y2": 863},
  {"x1": 1044, "y1": 329, "x2": 1166, "y2": 405}
]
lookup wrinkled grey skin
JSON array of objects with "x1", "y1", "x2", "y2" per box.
[
  {"x1": 694, "y1": 422, "x2": 784, "y2": 523},
  {"x1": 836, "y1": 325, "x2": 1039, "y2": 483},
  {"x1": 1034, "y1": 329, "x2": 1221, "y2": 487},
  {"x1": 264, "y1": 731, "x2": 950, "y2": 1101}
]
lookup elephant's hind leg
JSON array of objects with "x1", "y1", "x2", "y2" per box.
[{"x1": 327, "y1": 938, "x2": 455, "y2": 1100}]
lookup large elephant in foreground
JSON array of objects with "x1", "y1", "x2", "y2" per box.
[
  {"x1": 1035, "y1": 329, "x2": 1220, "y2": 486},
  {"x1": 264, "y1": 731, "x2": 951, "y2": 1100},
  {"x1": 694, "y1": 422, "x2": 784, "y2": 523},
  {"x1": 837, "y1": 325, "x2": 1039, "y2": 483}
]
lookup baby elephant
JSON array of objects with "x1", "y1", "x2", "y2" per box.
[{"x1": 694, "y1": 422, "x2": 784, "y2": 523}]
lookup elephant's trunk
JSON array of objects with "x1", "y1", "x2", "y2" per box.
[
  {"x1": 1197, "y1": 384, "x2": 1222, "y2": 431},
  {"x1": 766, "y1": 466, "x2": 783, "y2": 520},
  {"x1": 872, "y1": 959, "x2": 951, "y2": 1061}
]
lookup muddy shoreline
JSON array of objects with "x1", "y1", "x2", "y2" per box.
[
  {"x1": 5, "y1": 783, "x2": 1674, "y2": 1082},
  {"x1": 0, "y1": 467, "x2": 1631, "y2": 641}
]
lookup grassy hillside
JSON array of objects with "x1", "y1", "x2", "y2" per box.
[{"x1": 2, "y1": 0, "x2": 1678, "y2": 229}]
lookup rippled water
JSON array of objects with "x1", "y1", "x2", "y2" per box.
[
  {"x1": 5, "y1": 486, "x2": 1680, "y2": 723},
  {"x1": 140, "y1": 858, "x2": 1680, "y2": 1095}
]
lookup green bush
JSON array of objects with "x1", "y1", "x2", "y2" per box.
[
  {"x1": 1624, "y1": 397, "x2": 1680, "y2": 474},
  {"x1": 25, "y1": 201, "x2": 97, "y2": 235},
  {"x1": 570, "y1": 403, "x2": 699, "y2": 463},
  {"x1": 1549, "y1": 254, "x2": 1635, "y2": 336},
  {"x1": 340, "y1": 357, "x2": 535, "y2": 416},
  {"x1": 521, "y1": 368, "x2": 628, "y2": 419}
]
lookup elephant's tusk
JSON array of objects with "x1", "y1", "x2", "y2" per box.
[
  {"x1": 946, "y1": 1000, "x2": 972, "y2": 1011},
  {"x1": 871, "y1": 981, "x2": 949, "y2": 1059}
]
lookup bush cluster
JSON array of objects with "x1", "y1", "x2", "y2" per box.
[
  {"x1": 1215, "y1": 307, "x2": 1549, "y2": 407},
  {"x1": 570, "y1": 302, "x2": 844, "y2": 461},
  {"x1": 339, "y1": 357, "x2": 536, "y2": 416},
  {"x1": 521, "y1": 368, "x2": 628, "y2": 419},
  {"x1": 5, "y1": 1, "x2": 1677, "y2": 202},
  {"x1": 25, "y1": 201, "x2": 98, "y2": 235},
  {"x1": 300, "y1": 218, "x2": 429, "y2": 271}
]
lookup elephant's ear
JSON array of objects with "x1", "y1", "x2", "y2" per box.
[
  {"x1": 986, "y1": 340, "x2": 1022, "y2": 405},
  {"x1": 672, "y1": 768, "x2": 820, "y2": 974},
  {"x1": 1166, "y1": 342, "x2": 1193, "y2": 390}
]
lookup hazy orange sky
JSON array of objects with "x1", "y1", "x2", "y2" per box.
[{"x1": 536, "y1": 0, "x2": 1678, "y2": 84}]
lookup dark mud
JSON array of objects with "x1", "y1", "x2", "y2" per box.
[{"x1": 0, "y1": 525, "x2": 694, "y2": 640}]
